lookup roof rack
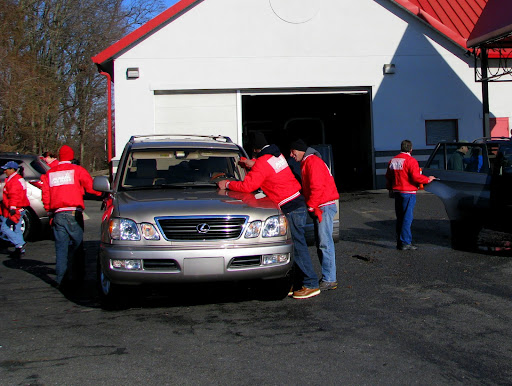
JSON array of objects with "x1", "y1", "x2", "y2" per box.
[
  {"x1": 129, "y1": 134, "x2": 233, "y2": 144},
  {"x1": 472, "y1": 137, "x2": 511, "y2": 143}
]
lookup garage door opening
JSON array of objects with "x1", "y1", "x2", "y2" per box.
[{"x1": 241, "y1": 90, "x2": 374, "y2": 191}]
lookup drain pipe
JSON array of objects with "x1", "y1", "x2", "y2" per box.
[{"x1": 99, "y1": 71, "x2": 113, "y2": 180}]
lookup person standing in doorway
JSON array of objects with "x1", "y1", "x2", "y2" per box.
[
  {"x1": 41, "y1": 145, "x2": 101, "y2": 288},
  {"x1": 290, "y1": 139, "x2": 339, "y2": 291},
  {"x1": 1, "y1": 161, "x2": 30, "y2": 258},
  {"x1": 217, "y1": 132, "x2": 320, "y2": 299},
  {"x1": 386, "y1": 139, "x2": 435, "y2": 251}
]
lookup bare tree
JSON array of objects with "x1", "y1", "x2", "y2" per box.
[{"x1": 0, "y1": 0, "x2": 165, "y2": 169}]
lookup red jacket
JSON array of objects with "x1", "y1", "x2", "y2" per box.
[
  {"x1": 228, "y1": 146, "x2": 301, "y2": 209},
  {"x1": 41, "y1": 161, "x2": 101, "y2": 212},
  {"x1": 300, "y1": 150, "x2": 339, "y2": 211},
  {"x1": 2, "y1": 173, "x2": 30, "y2": 223},
  {"x1": 385, "y1": 152, "x2": 430, "y2": 193}
]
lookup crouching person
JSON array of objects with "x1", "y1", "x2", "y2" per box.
[{"x1": 1, "y1": 161, "x2": 30, "y2": 258}]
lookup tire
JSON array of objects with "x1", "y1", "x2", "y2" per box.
[
  {"x1": 21, "y1": 210, "x2": 38, "y2": 241},
  {"x1": 450, "y1": 220, "x2": 481, "y2": 251},
  {"x1": 97, "y1": 258, "x2": 122, "y2": 306}
]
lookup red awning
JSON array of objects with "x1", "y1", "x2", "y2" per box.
[{"x1": 467, "y1": 0, "x2": 512, "y2": 48}]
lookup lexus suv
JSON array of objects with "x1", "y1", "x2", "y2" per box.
[
  {"x1": 422, "y1": 137, "x2": 512, "y2": 250},
  {"x1": 93, "y1": 135, "x2": 294, "y2": 302}
]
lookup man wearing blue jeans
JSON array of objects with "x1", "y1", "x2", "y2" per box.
[
  {"x1": 217, "y1": 132, "x2": 320, "y2": 299},
  {"x1": 386, "y1": 140, "x2": 435, "y2": 250},
  {"x1": 290, "y1": 139, "x2": 339, "y2": 291}
]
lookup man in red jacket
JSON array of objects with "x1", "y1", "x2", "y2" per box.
[
  {"x1": 1, "y1": 161, "x2": 30, "y2": 258},
  {"x1": 386, "y1": 140, "x2": 435, "y2": 250},
  {"x1": 217, "y1": 133, "x2": 320, "y2": 299},
  {"x1": 41, "y1": 145, "x2": 101, "y2": 287},
  {"x1": 290, "y1": 139, "x2": 340, "y2": 291}
]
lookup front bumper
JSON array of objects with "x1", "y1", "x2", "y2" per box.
[{"x1": 99, "y1": 241, "x2": 294, "y2": 285}]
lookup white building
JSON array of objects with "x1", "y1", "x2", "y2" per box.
[{"x1": 93, "y1": 0, "x2": 511, "y2": 189}]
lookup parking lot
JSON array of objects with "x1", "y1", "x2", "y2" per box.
[{"x1": 1, "y1": 191, "x2": 511, "y2": 385}]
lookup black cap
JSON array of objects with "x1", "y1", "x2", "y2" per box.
[
  {"x1": 252, "y1": 132, "x2": 268, "y2": 150},
  {"x1": 290, "y1": 138, "x2": 308, "y2": 152}
]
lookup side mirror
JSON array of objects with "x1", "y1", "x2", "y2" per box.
[{"x1": 93, "y1": 175, "x2": 112, "y2": 192}]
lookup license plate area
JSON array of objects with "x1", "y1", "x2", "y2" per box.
[{"x1": 183, "y1": 257, "x2": 224, "y2": 275}]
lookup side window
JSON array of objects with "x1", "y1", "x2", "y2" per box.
[
  {"x1": 427, "y1": 143, "x2": 487, "y2": 173},
  {"x1": 425, "y1": 144, "x2": 447, "y2": 170}
]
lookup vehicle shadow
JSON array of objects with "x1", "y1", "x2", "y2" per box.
[{"x1": 342, "y1": 218, "x2": 512, "y2": 256}]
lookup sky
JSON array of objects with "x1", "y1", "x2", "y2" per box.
[{"x1": 163, "y1": 0, "x2": 180, "y2": 8}]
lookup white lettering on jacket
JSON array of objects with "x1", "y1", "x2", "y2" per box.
[
  {"x1": 267, "y1": 155, "x2": 288, "y2": 173},
  {"x1": 389, "y1": 158, "x2": 405, "y2": 170},
  {"x1": 49, "y1": 170, "x2": 75, "y2": 187}
]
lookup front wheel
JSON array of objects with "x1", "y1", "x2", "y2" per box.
[{"x1": 97, "y1": 258, "x2": 122, "y2": 306}]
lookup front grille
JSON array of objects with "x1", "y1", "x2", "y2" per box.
[
  {"x1": 156, "y1": 216, "x2": 247, "y2": 241},
  {"x1": 143, "y1": 259, "x2": 179, "y2": 271},
  {"x1": 229, "y1": 255, "x2": 261, "y2": 268}
]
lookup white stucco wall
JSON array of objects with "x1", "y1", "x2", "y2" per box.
[{"x1": 111, "y1": 0, "x2": 511, "y2": 157}]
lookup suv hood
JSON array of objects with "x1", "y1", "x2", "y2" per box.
[{"x1": 114, "y1": 188, "x2": 280, "y2": 221}]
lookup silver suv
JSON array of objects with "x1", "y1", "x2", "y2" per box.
[{"x1": 93, "y1": 135, "x2": 294, "y2": 302}]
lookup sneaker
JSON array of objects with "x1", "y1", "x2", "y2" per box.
[
  {"x1": 319, "y1": 281, "x2": 338, "y2": 291},
  {"x1": 9, "y1": 247, "x2": 24, "y2": 259},
  {"x1": 398, "y1": 244, "x2": 418, "y2": 251},
  {"x1": 292, "y1": 286, "x2": 320, "y2": 299}
]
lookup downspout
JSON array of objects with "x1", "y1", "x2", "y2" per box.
[
  {"x1": 481, "y1": 48, "x2": 491, "y2": 138},
  {"x1": 99, "y1": 71, "x2": 114, "y2": 180}
]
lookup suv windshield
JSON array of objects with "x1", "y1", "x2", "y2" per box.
[{"x1": 120, "y1": 148, "x2": 246, "y2": 190}]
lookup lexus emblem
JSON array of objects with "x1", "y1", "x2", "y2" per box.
[{"x1": 196, "y1": 223, "x2": 211, "y2": 234}]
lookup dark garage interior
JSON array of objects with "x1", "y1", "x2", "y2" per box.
[{"x1": 241, "y1": 90, "x2": 374, "y2": 192}]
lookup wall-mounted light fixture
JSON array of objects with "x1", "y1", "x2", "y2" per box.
[
  {"x1": 126, "y1": 67, "x2": 140, "y2": 79},
  {"x1": 383, "y1": 64, "x2": 395, "y2": 75}
]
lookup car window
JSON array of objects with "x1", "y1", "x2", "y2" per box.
[
  {"x1": 120, "y1": 148, "x2": 246, "y2": 189},
  {"x1": 426, "y1": 143, "x2": 488, "y2": 173}
]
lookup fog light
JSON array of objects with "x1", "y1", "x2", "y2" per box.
[
  {"x1": 111, "y1": 259, "x2": 142, "y2": 270},
  {"x1": 262, "y1": 253, "x2": 289, "y2": 265}
]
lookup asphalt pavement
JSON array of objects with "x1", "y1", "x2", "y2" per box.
[{"x1": 1, "y1": 191, "x2": 511, "y2": 385}]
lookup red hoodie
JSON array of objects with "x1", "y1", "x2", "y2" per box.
[
  {"x1": 385, "y1": 152, "x2": 430, "y2": 193},
  {"x1": 2, "y1": 173, "x2": 30, "y2": 223},
  {"x1": 41, "y1": 161, "x2": 101, "y2": 212}
]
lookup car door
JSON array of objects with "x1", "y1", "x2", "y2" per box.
[{"x1": 422, "y1": 142, "x2": 491, "y2": 222}]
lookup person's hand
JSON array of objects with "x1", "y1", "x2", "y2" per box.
[
  {"x1": 427, "y1": 176, "x2": 436, "y2": 183},
  {"x1": 217, "y1": 179, "x2": 229, "y2": 190},
  {"x1": 238, "y1": 158, "x2": 255, "y2": 169}
]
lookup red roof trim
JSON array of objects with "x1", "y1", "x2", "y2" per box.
[
  {"x1": 92, "y1": 0, "x2": 202, "y2": 66},
  {"x1": 391, "y1": 0, "x2": 469, "y2": 48}
]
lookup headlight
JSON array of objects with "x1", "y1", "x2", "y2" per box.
[
  {"x1": 245, "y1": 220, "x2": 262, "y2": 238},
  {"x1": 141, "y1": 223, "x2": 160, "y2": 240},
  {"x1": 262, "y1": 215, "x2": 287, "y2": 238},
  {"x1": 109, "y1": 218, "x2": 140, "y2": 241}
]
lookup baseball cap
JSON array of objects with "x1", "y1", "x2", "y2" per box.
[{"x1": 1, "y1": 161, "x2": 19, "y2": 170}]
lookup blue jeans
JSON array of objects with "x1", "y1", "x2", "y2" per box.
[
  {"x1": 314, "y1": 204, "x2": 337, "y2": 282},
  {"x1": 1, "y1": 211, "x2": 26, "y2": 248},
  {"x1": 285, "y1": 206, "x2": 319, "y2": 288},
  {"x1": 53, "y1": 211, "x2": 84, "y2": 284},
  {"x1": 394, "y1": 193, "x2": 416, "y2": 246}
]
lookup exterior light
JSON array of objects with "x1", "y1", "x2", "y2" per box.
[
  {"x1": 383, "y1": 64, "x2": 395, "y2": 75},
  {"x1": 126, "y1": 67, "x2": 140, "y2": 79}
]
